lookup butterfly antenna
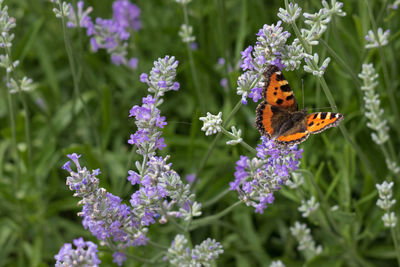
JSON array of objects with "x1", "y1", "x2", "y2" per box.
[{"x1": 301, "y1": 79, "x2": 305, "y2": 110}]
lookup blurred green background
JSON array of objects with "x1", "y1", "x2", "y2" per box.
[{"x1": 0, "y1": 0, "x2": 399, "y2": 266}]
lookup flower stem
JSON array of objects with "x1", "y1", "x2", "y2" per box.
[
  {"x1": 220, "y1": 127, "x2": 257, "y2": 154},
  {"x1": 189, "y1": 200, "x2": 242, "y2": 230},
  {"x1": 203, "y1": 188, "x2": 231, "y2": 208},
  {"x1": 391, "y1": 227, "x2": 400, "y2": 267},
  {"x1": 58, "y1": 2, "x2": 100, "y2": 147},
  {"x1": 182, "y1": 4, "x2": 205, "y2": 113},
  {"x1": 6, "y1": 90, "x2": 19, "y2": 185},
  {"x1": 2, "y1": 40, "x2": 33, "y2": 173},
  {"x1": 147, "y1": 239, "x2": 168, "y2": 250},
  {"x1": 193, "y1": 100, "x2": 242, "y2": 190},
  {"x1": 320, "y1": 39, "x2": 362, "y2": 88}
]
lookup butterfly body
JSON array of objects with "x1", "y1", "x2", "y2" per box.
[{"x1": 255, "y1": 65, "x2": 343, "y2": 145}]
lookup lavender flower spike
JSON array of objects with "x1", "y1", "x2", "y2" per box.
[
  {"x1": 167, "y1": 234, "x2": 224, "y2": 266},
  {"x1": 55, "y1": 237, "x2": 100, "y2": 267},
  {"x1": 230, "y1": 137, "x2": 302, "y2": 213}
]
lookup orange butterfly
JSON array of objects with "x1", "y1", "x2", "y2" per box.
[{"x1": 255, "y1": 65, "x2": 344, "y2": 145}]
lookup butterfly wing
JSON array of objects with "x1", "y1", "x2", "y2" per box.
[
  {"x1": 263, "y1": 65, "x2": 298, "y2": 112},
  {"x1": 256, "y1": 102, "x2": 289, "y2": 139},
  {"x1": 306, "y1": 112, "x2": 344, "y2": 134}
]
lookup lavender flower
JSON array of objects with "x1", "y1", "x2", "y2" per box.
[
  {"x1": 298, "y1": 196, "x2": 320, "y2": 217},
  {"x1": 167, "y1": 234, "x2": 224, "y2": 267},
  {"x1": 67, "y1": 1, "x2": 93, "y2": 28},
  {"x1": 226, "y1": 126, "x2": 243, "y2": 146},
  {"x1": 127, "y1": 56, "x2": 201, "y2": 224},
  {"x1": 290, "y1": 221, "x2": 323, "y2": 258},
  {"x1": 55, "y1": 237, "x2": 100, "y2": 267},
  {"x1": 303, "y1": 53, "x2": 331, "y2": 77},
  {"x1": 359, "y1": 63, "x2": 389, "y2": 145},
  {"x1": 52, "y1": 0, "x2": 70, "y2": 18},
  {"x1": 278, "y1": 2, "x2": 302, "y2": 23},
  {"x1": 230, "y1": 137, "x2": 302, "y2": 213},
  {"x1": 179, "y1": 24, "x2": 196, "y2": 43},
  {"x1": 67, "y1": 0, "x2": 141, "y2": 69},
  {"x1": 365, "y1": 28, "x2": 390, "y2": 49},
  {"x1": 129, "y1": 56, "x2": 179, "y2": 156},
  {"x1": 199, "y1": 112, "x2": 223, "y2": 136},
  {"x1": 0, "y1": 0, "x2": 34, "y2": 94},
  {"x1": 376, "y1": 181, "x2": 397, "y2": 228}
]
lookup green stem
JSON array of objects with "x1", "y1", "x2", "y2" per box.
[
  {"x1": 203, "y1": 188, "x2": 231, "y2": 208},
  {"x1": 19, "y1": 94, "x2": 33, "y2": 174},
  {"x1": 6, "y1": 90, "x2": 19, "y2": 185},
  {"x1": 182, "y1": 4, "x2": 205, "y2": 113},
  {"x1": 189, "y1": 200, "x2": 242, "y2": 230},
  {"x1": 391, "y1": 227, "x2": 400, "y2": 267},
  {"x1": 195, "y1": 100, "x2": 242, "y2": 181},
  {"x1": 320, "y1": 39, "x2": 362, "y2": 88},
  {"x1": 147, "y1": 239, "x2": 168, "y2": 250},
  {"x1": 58, "y1": 2, "x2": 100, "y2": 147},
  {"x1": 365, "y1": 0, "x2": 400, "y2": 138},
  {"x1": 2, "y1": 39, "x2": 33, "y2": 173},
  {"x1": 296, "y1": 169, "x2": 341, "y2": 235},
  {"x1": 220, "y1": 127, "x2": 257, "y2": 154}
]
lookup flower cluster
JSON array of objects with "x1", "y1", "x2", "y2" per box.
[
  {"x1": 59, "y1": 57, "x2": 203, "y2": 266},
  {"x1": 376, "y1": 181, "x2": 397, "y2": 228},
  {"x1": 229, "y1": 137, "x2": 303, "y2": 213},
  {"x1": 290, "y1": 221, "x2": 323, "y2": 258},
  {"x1": 236, "y1": 1, "x2": 346, "y2": 104},
  {"x1": 199, "y1": 112, "x2": 223, "y2": 136},
  {"x1": 0, "y1": 0, "x2": 34, "y2": 94},
  {"x1": 365, "y1": 28, "x2": 390, "y2": 49},
  {"x1": 298, "y1": 196, "x2": 320, "y2": 217},
  {"x1": 174, "y1": 0, "x2": 196, "y2": 47},
  {"x1": 67, "y1": 0, "x2": 141, "y2": 68},
  {"x1": 55, "y1": 237, "x2": 100, "y2": 267},
  {"x1": 166, "y1": 234, "x2": 224, "y2": 267},
  {"x1": 129, "y1": 56, "x2": 179, "y2": 156},
  {"x1": 358, "y1": 63, "x2": 389, "y2": 145},
  {"x1": 62, "y1": 153, "x2": 147, "y2": 266}
]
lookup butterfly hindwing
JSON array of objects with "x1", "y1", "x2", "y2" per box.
[
  {"x1": 263, "y1": 65, "x2": 298, "y2": 112},
  {"x1": 306, "y1": 112, "x2": 344, "y2": 134}
]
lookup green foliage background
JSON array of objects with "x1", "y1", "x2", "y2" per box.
[{"x1": 0, "y1": 0, "x2": 399, "y2": 266}]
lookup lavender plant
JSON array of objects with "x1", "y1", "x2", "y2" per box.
[
  {"x1": 66, "y1": 0, "x2": 141, "y2": 68},
  {"x1": 59, "y1": 56, "x2": 224, "y2": 266}
]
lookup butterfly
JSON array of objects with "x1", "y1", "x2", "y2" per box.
[{"x1": 255, "y1": 65, "x2": 344, "y2": 146}]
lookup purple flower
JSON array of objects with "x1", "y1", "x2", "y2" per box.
[
  {"x1": 69, "y1": 0, "x2": 141, "y2": 68},
  {"x1": 185, "y1": 174, "x2": 196, "y2": 184},
  {"x1": 218, "y1": 58, "x2": 225, "y2": 65},
  {"x1": 220, "y1": 78, "x2": 228, "y2": 88},
  {"x1": 55, "y1": 237, "x2": 100, "y2": 267},
  {"x1": 248, "y1": 87, "x2": 263, "y2": 102},
  {"x1": 240, "y1": 46, "x2": 254, "y2": 71},
  {"x1": 129, "y1": 57, "x2": 138, "y2": 69},
  {"x1": 140, "y1": 73, "x2": 148, "y2": 83},
  {"x1": 230, "y1": 137, "x2": 302, "y2": 213},
  {"x1": 113, "y1": 0, "x2": 141, "y2": 31},
  {"x1": 127, "y1": 170, "x2": 141, "y2": 185},
  {"x1": 112, "y1": 252, "x2": 127, "y2": 266},
  {"x1": 190, "y1": 42, "x2": 198, "y2": 50}
]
